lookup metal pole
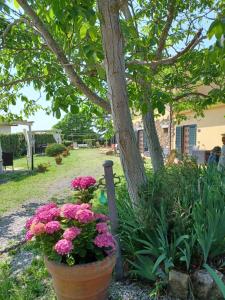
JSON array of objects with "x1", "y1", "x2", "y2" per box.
[{"x1": 103, "y1": 160, "x2": 123, "y2": 280}]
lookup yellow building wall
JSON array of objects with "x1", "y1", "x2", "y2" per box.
[{"x1": 174, "y1": 104, "x2": 225, "y2": 150}]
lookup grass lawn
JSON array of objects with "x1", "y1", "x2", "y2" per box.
[{"x1": 0, "y1": 149, "x2": 122, "y2": 215}]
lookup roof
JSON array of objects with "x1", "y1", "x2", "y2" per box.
[{"x1": 0, "y1": 120, "x2": 34, "y2": 126}]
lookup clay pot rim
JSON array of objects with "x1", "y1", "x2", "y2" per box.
[{"x1": 45, "y1": 251, "x2": 116, "y2": 269}]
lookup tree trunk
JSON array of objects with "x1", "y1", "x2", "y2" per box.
[
  {"x1": 97, "y1": 0, "x2": 147, "y2": 204},
  {"x1": 142, "y1": 105, "x2": 164, "y2": 172}
]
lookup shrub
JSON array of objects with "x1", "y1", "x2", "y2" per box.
[
  {"x1": 63, "y1": 140, "x2": 73, "y2": 147},
  {"x1": 116, "y1": 164, "x2": 225, "y2": 287},
  {"x1": 37, "y1": 163, "x2": 50, "y2": 173},
  {"x1": 45, "y1": 143, "x2": 66, "y2": 157}
]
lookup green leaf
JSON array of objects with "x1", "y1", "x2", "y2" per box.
[
  {"x1": 55, "y1": 109, "x2": 61, "y2": 119},
  {"x1": 14, "y1": 0, "x2": 20, "y2": 9},
  {"x1": 152, "y1": 253, "x2": 166, "y2": 274},
  {"x1": 43, "y1": 67, "x2": 48, "y2": 75},
  {"x1": 80, "y1": 23, "x2": 89, "y2": 39},
  {"x1": 88, "y1": 27, "x2": 97, "y2": 41},
  {"x1": 204, "y1": 264, "x2": 225, "y2": 298}
]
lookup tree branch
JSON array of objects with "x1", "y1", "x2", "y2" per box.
[
  {"x1": 16, "y1": 0, "x2": 111, "y2": 113},
  {"x1": 173, "y1": 91, "x2": 208, "y2": 101},
  {"x1": 155, "y1": 0, "x2": 176, "y2": 59},
  {"x1": 0, "y1": 75, "x2": 47, "y2": 88},
  {"x1": 127, "y1": 29, "x2": 204, "y2": 68}
]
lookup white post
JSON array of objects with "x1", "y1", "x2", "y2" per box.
[
  {"x1": 23, "y1": 128, "x2": 33, "y2": 169},
  {"x1": 0, "y1": 139, "x2": 3, "y2": 173}
]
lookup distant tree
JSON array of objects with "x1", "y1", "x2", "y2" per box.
[{"x1": 53, "y1": 113, "x2": 98, "y2": 142}]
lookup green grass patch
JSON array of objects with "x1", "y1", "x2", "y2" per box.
[
  {"x1": 0, "y1": 149, "x2": 122, "y2": 215},
  {"x1": 0, "y1": 257, "x2": 55, "y2": 300}
]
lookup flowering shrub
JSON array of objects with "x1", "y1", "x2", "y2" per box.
[
  {"x1": 25, "y1": 202, "x2": 115, "y2": 265},
  {"x1": 71, "y1": 176, "x2": 97, "y2": 203}
]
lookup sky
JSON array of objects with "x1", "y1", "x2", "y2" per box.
[{"x1": 11, "y1": 87, "x2": 65, "y2": 133}]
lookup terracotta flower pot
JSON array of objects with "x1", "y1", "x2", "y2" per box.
[{"x1": 45, "y1": 254, "x2": 116, "y2": 300}]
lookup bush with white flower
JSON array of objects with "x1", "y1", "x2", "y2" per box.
[{"x1": 25, "y1": 202, "x2": 115, "y2": 265}]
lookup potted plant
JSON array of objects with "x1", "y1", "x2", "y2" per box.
[
  {"x1": 71, "y1": 176, "x2": 98, "y2": 203},
  {"x1": 25, "y1": 202, "x2": 116, "y2": 300},
  {"x1": 55, "y1": 155, "x2": 62, "y2": 165}
]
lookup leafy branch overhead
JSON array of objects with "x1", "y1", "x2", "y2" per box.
[{"x1": 0, "y1": 0, "x2": 224, "y2": 120}]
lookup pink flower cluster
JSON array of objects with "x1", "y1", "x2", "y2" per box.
[
  {"x1": 25, "y1": 198, "x2": 115, "y2": 259},
  {"x1": 71, "y1": 176, "x2": 96, "y2": 190},
  {"x1": 63, "y1": 227, "x2": 81, "y2": 240},
  {"x1": 61, "y1": 203, "x2": 94, "y2": 223},
  {"x1": 54, "y1": 239, "x2": 73, "y2": 255},
  {"x1": 94, "y1": 232, "x2": 115, "y2": 250},
  {"x1": 96, "y1": 222, "x2": 108, "y2": 233}
]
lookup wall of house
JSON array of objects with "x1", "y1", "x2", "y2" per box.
[
  {"x1": 0, "y1": 126, "x2": 11, "y2": 134},
  {"x1": 174, "y1": 104, "x2": 225, "y2": 150}
]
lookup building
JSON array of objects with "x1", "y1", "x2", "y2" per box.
[
  {"x1": 0, "y1": 125, "x2": 11, "y2": 134},
  {"x1": 134, "y1": 103, "x2": 225, "y2": 158},
  {"x1": 175, "y1": 103, "x2": 225, "y2": 154}
]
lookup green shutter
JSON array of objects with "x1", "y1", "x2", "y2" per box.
[
  {"x1": 176, "y1": 126, "x2": 183, "y2": 153},
  {"x1": 189, "y1": 125, "x2": 197, "y2": 151}
]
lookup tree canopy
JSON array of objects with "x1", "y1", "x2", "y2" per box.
[
  {"x1": 53, "y1": 112, "x2": 99, "y2": 142},
  {"x1": 0, "y1": 0, "x2": 224, "y2": 122}
]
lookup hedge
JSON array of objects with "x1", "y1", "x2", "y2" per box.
[
  {"x1": 0, "y1": 133, "x2": 26, "y2": 157},
  {"x1": 0, "y1": 133, "x2": 57, "y2": 157}
]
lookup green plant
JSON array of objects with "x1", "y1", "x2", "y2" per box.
[
  {"x1": 63, "y1": 140, "x2": 73, "y2": 147},
  {"x1": 55, "y1": 155, "x2": 62, "y2": 165},
  {"x1": 117, "y1": 163, "x2": 225, "y2": 290},
  {"x1": 0, "y1": 257, "x2": 55, "y2": 299},
  {"x1": 25, "y1": 202, "x2": 115, "y2": 265},
  {"x1": 45, "y1": 144, "x2": 66, "y2": 157},
  {"x1": 128, "y1": 255, "x2": 156, "y2": 281},
  {"x1": 37, "y1": 162, "x2": 50, "y2": 173},
  {"x1": 204, "y1": 264, "x2": 225, "y2": 298},
  {"x1": 71, "y1": 176, "x2": 97, "y2": 203}
]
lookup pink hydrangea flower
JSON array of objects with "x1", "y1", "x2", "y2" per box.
[
  {"x1": 25, "y1": 230, "x2": 34, "y2": 241},
  {"x1": 37, "y1": 210, "x2": 55, "y2": 223},
  {"x1": 75, "y1": 209, "x2": 94, "y2": 223},
  {"x1": 96, "y1": 222, "x2": 108, "y2": 234},
  {"x1": 60, "y1": 203, "x2": 80, "y2": 219},
  {"x1": 94, "y1": 232, "x2": 115, "y2": 249},
  {"x1": 30, "y1": 222, "x2": 46, "y2": 236},
  {"x1": 45, "y1": 221, "x2": 61, "y2": 234},
  {"x1": 54, "y1": 239, "x2": 73, "y2": 255},
  {"x1": 63, "y1": 227, "x2": 81, "y2": 240},
  {"x1": 35, "y1": 203, "x2": 57, "y2": 215},
  {"x1": 71, "y1": 176, "x2": 96, "y2": 190},
  {"x1": 25, "y1": 216, "x2": 39, "y2": 230},
  {"x1": 49, "y1": 207, "x2": 60, "y2": 218},
  {"x1": 79, "y1": 203, "x2": 91, "y2": 210},
  {"x1": 94, "y1": 213, "x2": 109, "y2": 222}
]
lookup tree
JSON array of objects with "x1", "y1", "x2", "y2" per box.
[
  {"x1": 0, "y1": 0, "x2": 224, "y2": 201},
  {"x1": 0, "y1": 0, "x2": 147, "y2": 203},
  {"x1": 53, "y1": 113, "x2": 98, "y2": 142}
]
